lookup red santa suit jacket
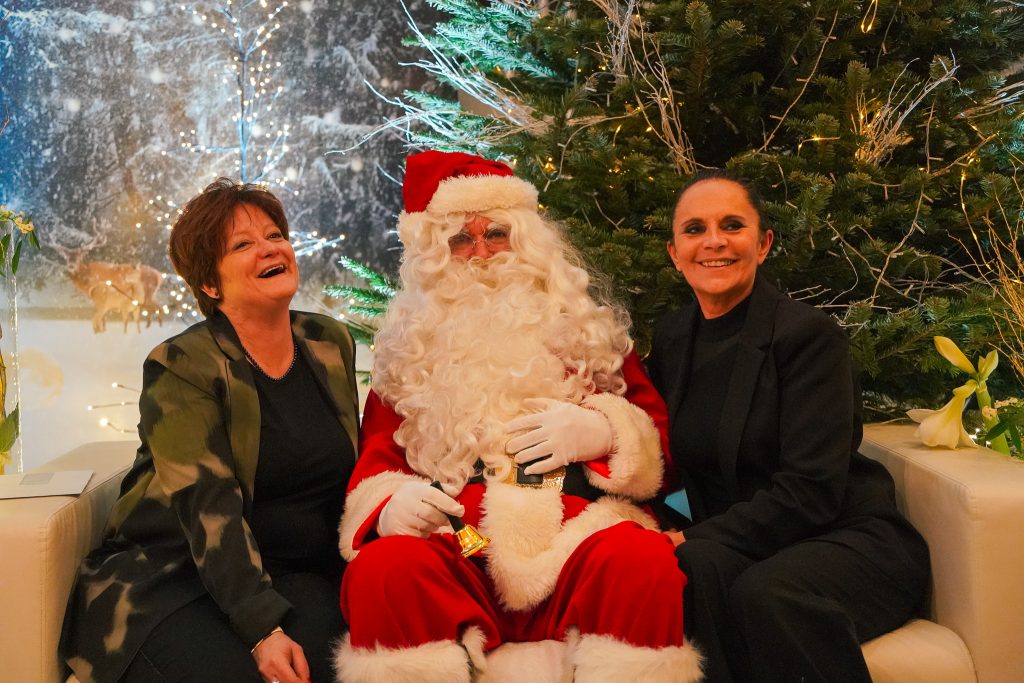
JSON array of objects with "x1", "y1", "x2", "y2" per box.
[{"x1": 338, "y1": 352, "x2": 671, "y2": 611}]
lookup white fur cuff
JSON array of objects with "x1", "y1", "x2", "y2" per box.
[
  {"x1": 571, "y1": 633, "x2": 703, "y2": 683},
  {"x1": 334, "y1": 630, "x2": 480, "y2": 683},
  {"x1": 582, "y1": 393, "x2": 664, "y2": 500},
  {"x1": 338, "y1": 470, "x2": 428, "y2": 561}
]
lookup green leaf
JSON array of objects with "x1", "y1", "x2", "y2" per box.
[
  {"x1": 11, "y1": 240, "x2": 23, "y2": 274},
  {"x1": 1008, "y1": 424, "x2": 1023, "y2": 455},
  {"x1": 0, "y1": 404, "x2": 20, "y2": 453},
  {"x1": 986, "y1": 419, "x2": 1012, "y2": 441},
  {"x1": 28, "y1": 229, "x2": 40, "y2": 250},
  {"x1": 0, "y1": 233, "x2": 8, "y2": 264}
]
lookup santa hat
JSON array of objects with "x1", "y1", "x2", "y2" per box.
[{"x1": 402, "y1": 150, "x2": 538, "y2": 216}]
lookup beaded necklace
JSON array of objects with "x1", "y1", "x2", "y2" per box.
[{"x1": 243, "y1": 341, "x2": 298, "y2": 381}]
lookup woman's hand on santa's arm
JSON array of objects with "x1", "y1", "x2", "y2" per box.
[{"x1": 664, "y1": 529, "x2": 686, "y2": 547}]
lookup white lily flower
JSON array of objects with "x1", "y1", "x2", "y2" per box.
[
  {"x1": 934, "y1": 336, "x2": 976, "y2": 374},
  {"x1": 977, "y1": 349, "x2": 999, "y2": 381},
  {"x1": 907, "y1": 380, "x2": 979, "y2": 449}
]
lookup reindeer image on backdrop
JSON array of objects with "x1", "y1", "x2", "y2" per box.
[{"x1": 55, "y1": 238, "x2": 165, "y2": 334}]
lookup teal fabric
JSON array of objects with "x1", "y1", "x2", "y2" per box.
[{"x1": 60, "y1": 311, "x2": 358, "y2": 683}]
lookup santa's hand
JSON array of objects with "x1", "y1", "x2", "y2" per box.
[
  {"x1": 504, "y1": 398, "x2": 614, "y2": 475},
  {"x1": 377, "y1": 481, "x2": 465, "y2": 538}
]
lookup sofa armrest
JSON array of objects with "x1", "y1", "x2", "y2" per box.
[
  {"x1": 0, "y1": 441, "x2": 138, "y2": 683},
  {"x1": 860, "y1": 423, "x2": 1024, "y2": 683}
]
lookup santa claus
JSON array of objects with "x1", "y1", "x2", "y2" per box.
[{"x1": 335, "y1": 151, "x2": 701, "y2": 683}]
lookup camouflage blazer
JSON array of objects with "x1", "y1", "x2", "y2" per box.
[{"x1": 61, "y1": 311, "x2": 358, "y2": 683}]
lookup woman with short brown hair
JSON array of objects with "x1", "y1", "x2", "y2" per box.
[{"x1": 62, "y1": 178, "x2": 359, "y2": 683}]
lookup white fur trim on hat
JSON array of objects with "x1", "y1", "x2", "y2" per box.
[
  {"x1": 338, "y1": 470, "x2": 429, "y2": 561},
  {"x1": 581, "y1": 393, "x2": 665, "y2": 500},
  {"x1": 334, "y1": 631, "x2": 476, "y2": 683},
  {"x1": 571, "y1": 633, "x2": 704, "y2": 683},
  {"x1": 427, "y1": 174, "x2": 538, "y2": 216},
  {"x1": 480, "y1": 486, "x2": 658, "y2": 611}
]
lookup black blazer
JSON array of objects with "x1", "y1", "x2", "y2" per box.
[{"x1": 647, "y1": 273, "x2": 908, "y2": 561}]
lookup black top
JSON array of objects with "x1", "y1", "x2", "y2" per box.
[
  {"x1": 249, "y1": 348, "x2": 354, "y2": 577},
  {"x1": 647, "y1": 274, "x2": 923, "y2": 562},
  {"x1": 61, "y1": 311, "x2": 359, "y2": 683},
  {"x1": 673, "y1": 295, "x2": 750, "y2": 516}
]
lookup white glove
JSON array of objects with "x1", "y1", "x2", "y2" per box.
[
  {"x1": 504, "y1": 398, "x2": 614, "y2": 475},
  {"x1": 377, "y1": 481, "x2": 465, "y2": 538}
]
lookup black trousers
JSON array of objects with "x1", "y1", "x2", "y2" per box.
[
  {"x1": 121, "y1": 572, "x2": 344, "y2": 683},
  {"x1": 676, "y1": 518, "x2": 929, "y2": 683}
]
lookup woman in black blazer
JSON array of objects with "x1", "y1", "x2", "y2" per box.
[{"x1": 646, "y1": 172, "x2": 930, "y2": 682}]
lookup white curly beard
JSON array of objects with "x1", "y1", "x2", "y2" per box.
[{"x1": 372, "y1": 254, "x2": 612, "y2": 490}]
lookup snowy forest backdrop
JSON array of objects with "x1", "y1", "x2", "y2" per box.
[{"x1": 1, "y1": 1, "x2": 439, "y2": 469}]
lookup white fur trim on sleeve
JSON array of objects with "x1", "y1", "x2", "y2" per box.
[
  {"x1": 581, "y1": 393, "x2": 664, "y2": 500},
  {"x1": 337, "y1": 470, "x2": 428, "y2": 561},
  {"x1": 571, "y1": 633, "x2": 703, "y2": 683}
]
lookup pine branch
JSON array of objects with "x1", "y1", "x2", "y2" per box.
[
  {"x1": 323, "y1": 285, "x2": 391, "y2": 305},
  {"x1": 321, "y1": 0, "x2": 1024, "y2": 409},
  {"x1": 337, "y1": 256, "x2": 396, "y2": 296}
]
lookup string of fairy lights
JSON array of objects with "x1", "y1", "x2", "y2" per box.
[
  {"x1": 91, "y1": 0, "x2": 348, "y2": 435},
  {"x1": 179, "y1": 0, "x2": 292, "y2": 188}
]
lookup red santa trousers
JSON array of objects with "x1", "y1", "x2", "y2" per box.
[{"x1": 338, "y1": 521, "x2": 701, "y2": 682}]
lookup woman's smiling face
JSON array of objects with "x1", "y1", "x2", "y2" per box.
[
  {"x1": 668, "y1": 178, "x2": 773, "y2": 318},
  {"x1": 206, "y1": 203, "x2": 298, "y2": 316}
]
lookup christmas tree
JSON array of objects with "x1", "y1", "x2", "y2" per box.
[{"x1": 335, "y1": 0, "x2": 1024, "y2": 414}]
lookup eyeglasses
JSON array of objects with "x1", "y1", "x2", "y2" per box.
[{"x1": 447, "y1": 225, "x2": 512, "y2": 255}]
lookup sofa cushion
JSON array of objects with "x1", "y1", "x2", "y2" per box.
[{"x1": 862, "y1": 618, "x2": 974, "y2": 683}]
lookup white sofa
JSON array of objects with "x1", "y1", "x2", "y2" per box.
[
  {"x1": 1, "y1": 424, "x2": 1021, "y2": 683},
  {"x1": 0, "y1": 441, "x2": 138, "y2": 683}
]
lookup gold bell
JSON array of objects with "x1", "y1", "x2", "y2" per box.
[
  {"x1": 430, "y1": 480, "x2": 490, "y2": 557},
  {"x1": 452, "y1": 519, "x2": 490, "y2": 558}
]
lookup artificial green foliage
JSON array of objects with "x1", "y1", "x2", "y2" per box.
[
  {"x1": 335, "y1": 0, "x2": 1024, "y2": 413},
  {"x1": 324, "y1": 256, "x2": 396, "y2": 347}
]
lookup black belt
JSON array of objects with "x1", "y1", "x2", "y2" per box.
[{"x1": 467, "y1": 460, "x2": 605, "y2": 503}]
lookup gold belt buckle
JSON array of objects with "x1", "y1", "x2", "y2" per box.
[{"x1": 494, "y1": 457, "x2": 565, "y2": 490}]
